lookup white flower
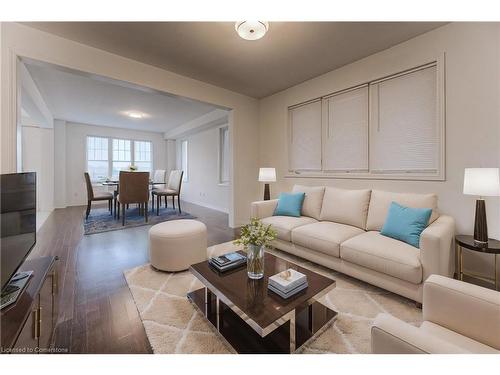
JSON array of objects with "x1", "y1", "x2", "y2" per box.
[{"x1": 233, "y1": 218, "x2": 277, "y2": 247}]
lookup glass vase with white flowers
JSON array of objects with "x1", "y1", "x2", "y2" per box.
[{"x1": 234, "y1": 218, "x2": 277, "y2": 279}]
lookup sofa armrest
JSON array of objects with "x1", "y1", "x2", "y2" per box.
[
  {"x1": 420, "y1": 214, "x2": 455, "y2": 281},
  {"x1": 251, "y1": 199, "x2": 278, "y2": 219},
  {"x1": 371, "y1": 313, "x2": 467, "y2": 354},
  {"x1": 423, "y1": 275, "x2": 500, "y2": 349}
]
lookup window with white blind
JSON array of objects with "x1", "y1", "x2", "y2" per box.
[
  {"x1": 288, "y1": 100, "x2": 322, "y2": 171},
  {"x1": 323, "y1": 86, "x2": 368, "y2": 172},
  {"x1": 87, "y1": 136, "x2": 109, "y2": 181},
  {"x1": 370, "y1": 65, "x2": 439, "y2": 175},
  {"x1": 219, "y1": 126, "x2": 230, "y2": 184},
  {"x1": 134, "y1": 140, "x2": 153, "y2": 173},
  {"x1": 287, "y1": 62, "x2": 443, "y2": 180}
]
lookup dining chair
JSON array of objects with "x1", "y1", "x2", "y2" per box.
[
  {"x1": 152, "y1": 170, "x2": 184, "y2": 215},
  {"x1": 150, "y1": 169, "x2": 166, "y2": 210},
  {"x1": 117, "y1": 171, "x2": 150, "y2": 225},
  {"x1": 84, "y1": 172, "x2": 114, "y2": 220},
  {"x1": 152, "y1": 170, "x2": 166, "y2": 185}
]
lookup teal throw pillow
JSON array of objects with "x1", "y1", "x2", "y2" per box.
[
  {"x1": 380, "y1": 202, "x2": 432, "y2": 248},
  {"x1": 273, "y1": 192, "x2": 305, "y2": 217}
]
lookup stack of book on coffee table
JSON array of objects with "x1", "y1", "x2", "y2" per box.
[
  {"x1": 268, "y1": 269, "x2": 308, "y2": 299},
  {"x1": 209, "y1": 252, "x2": 246, "y2": 272}
]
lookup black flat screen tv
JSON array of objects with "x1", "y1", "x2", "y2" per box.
[{"x1": 0, "y1": 172, "x2": 36, "y2": 291}]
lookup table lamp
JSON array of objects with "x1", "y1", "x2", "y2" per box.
[
  {"x1": 463, "y1": 168, "x2": 500, "y2": 244},
  {"x1": 258, "y1": 168, "x2": 276, "y2": 201}
]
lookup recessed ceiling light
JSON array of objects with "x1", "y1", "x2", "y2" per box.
[{"x1": 235, "y1": 21, "x2": 269, "y2": 41}]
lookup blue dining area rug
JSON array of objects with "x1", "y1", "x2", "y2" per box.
[{"x1": 84, "y1": 206, "x2": 196, "y2": 235}]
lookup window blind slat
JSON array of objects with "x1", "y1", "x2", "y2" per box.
[
  {"x1": 323, "y1": 86, "x2": 368, "y2": 171},
  {"x1": 371, "y1": 65, "x2": 438, "y2": 173},
  {"x1": 289, "y1": 100, "x2": 322, "y2": 171}
]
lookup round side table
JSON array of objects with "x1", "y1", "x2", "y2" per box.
[{"x1": 455, "y1": 235, "x2": 500, "y2": 290}]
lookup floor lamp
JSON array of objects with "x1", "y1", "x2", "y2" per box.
[{"x1": 258, "y1": 168, "x2": 276, "y2": 201}]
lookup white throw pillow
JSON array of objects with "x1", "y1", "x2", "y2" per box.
[
  {"x1": 366, "y1": 190, "x2": 439, "y2": 231},
  {"x1": 291, "y1": 185, "x2": 325, "y2": 220},
  {"x1": 319, "y1": 187, "x2": 371, "y2": 229}
]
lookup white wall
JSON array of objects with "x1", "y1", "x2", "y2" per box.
[
  {"x1": 177, "y1": 125, "x2": 230, "y2": 213},
  {"x1": 63, "y1": 121, "x2": 167, "y2": 207},
  {"x1": 19, "y1": 62, "x2": 53, "y2": 128},
  {"x1": 53, "y1": 119, "x2": 66, "y2": 208},
  {"x1": 166, "y1": 139, "x2": 176, "y2": 174},
  {"x1": 1, "y1": 22, "x2": 260, "y2": 227},
  {"x1": 259, "y1": 22, "x2": 500, "y2": 279},
  {"x1": 19, "y1": 61, "x2": 55, "y2": 229},
  {"x1": 21, "y1": 125, "x2": 54, "y2": 228}
]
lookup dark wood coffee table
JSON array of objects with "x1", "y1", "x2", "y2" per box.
[{"x1": 188, "y1": 251, "x2": 337, "y2": 353}]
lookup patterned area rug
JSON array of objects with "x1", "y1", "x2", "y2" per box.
[
  {"x1": 124, "y1": 241, "x2": 422, "y2": 354},
  {"x1": 84, "y1": 206, "x2": 195, "y2": 235}
]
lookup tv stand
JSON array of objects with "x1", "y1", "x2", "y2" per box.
[
  {"x1": 0, "y1": 256, "x2": 58, "y2": 353},
  {"x1": 1, "y1": 271, "x2": 34, "y2": 310}
]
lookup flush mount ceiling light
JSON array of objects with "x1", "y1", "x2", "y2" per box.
[
  {"x1": 235, "y1": 21, "x2": 269, "y2": 41},
  {"x1": 123, "y1": 111, "x2": 148, "y2": 119}
]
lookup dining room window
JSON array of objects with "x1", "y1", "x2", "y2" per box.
[
  {"x1": 86, "y1": 136, "x2": 109, "y2": 181},
  {"x1": 112, "y1": 139, "x2": 131, "y2": 178},
  {"x1": 134, "y1": 140, "x2": 153, "y2": 173},
  {"x1": 86, "y1": 136, "x2": 154, "y2": 180}
]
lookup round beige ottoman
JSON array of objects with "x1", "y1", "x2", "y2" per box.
[{"x1": 149, "y1": 219, "x2": 207, "y2": 272}]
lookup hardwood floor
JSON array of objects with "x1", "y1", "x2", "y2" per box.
[{"x1": 28, "y1": 201, "x2": 239, "y2": 353}]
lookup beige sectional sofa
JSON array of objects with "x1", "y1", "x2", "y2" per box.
[
  {"x1": 251, "y1": 185, "x2": 455, "y2": 303},
  {"x1": 372, "y1": 275, "x2": 500, "y2": 353}
]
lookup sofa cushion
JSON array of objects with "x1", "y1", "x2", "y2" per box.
[
  {"x1": 381, "y1": 202, "x2": 432, "y2": 248},
  {"x1": 273, "y1": 192, "x2": 305, "y2": 217},
  {"x1": 366, "y1": 190, "x2": 439, "y2": 231},
  {"x1": 419, "y1": 322, "x2": 499, "y2": 354},
  {"x1": 319, "y1": 187, "x2": 371, "y2": 229},
  {"x1": 340, "y1": 231, "x2": 422, "y2": 284},
  {"x1": 292, "y1": 185, "x2": 325, "y2": 220},
  {"x1": 291, "y1": 221, "x2": 364, "y2": 258},
  {"x1": 261, "y1": 216, "x2": 317, "y2": 242}
]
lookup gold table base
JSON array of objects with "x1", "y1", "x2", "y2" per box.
[{"x1": 456, "y1": 243, "x2": 499, "y2": 290}]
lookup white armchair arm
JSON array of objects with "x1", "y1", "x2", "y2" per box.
[
  {"x1": 371, "y1": 313, "x2": 466, "y2": 354},
  {"x1": 420, "y1": 214, "x2": 455, "y2": 281},
  {"x1": 423, "y1": 275, "x2": 500, "y2": 349},
  {"x1": 251, "y1": 199, "x2": 278, "y2": 219}
]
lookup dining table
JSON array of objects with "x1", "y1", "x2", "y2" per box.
[{"x1": 102, "y1": 180, "x2": 166, "y2": 218}]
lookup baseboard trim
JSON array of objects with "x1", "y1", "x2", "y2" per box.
[
  {"x1": 181, "y1": 198, "x2": 229, "y2": 214},
  {"x1": 66, "y1": 198, "x2": 230, "y2": 215}
]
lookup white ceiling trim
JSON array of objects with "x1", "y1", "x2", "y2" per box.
[{"x1": 164, "y1": 109, "x2": 229, "y2": 139}]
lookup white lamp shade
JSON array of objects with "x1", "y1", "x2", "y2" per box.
[
  {"x1": 258, "y1": 168, "x2": 276, "y2": 182},
  {"x1": 463, "y1": 168, "x2": 500, "y2": 196}
]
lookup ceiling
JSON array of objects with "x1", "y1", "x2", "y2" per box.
[
  {"x1": 24, "y1": 22, "x2": 446, "y2": 98},
  {"x1": 23, "y1": 60, "x2": 219, "y2": 133}
]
